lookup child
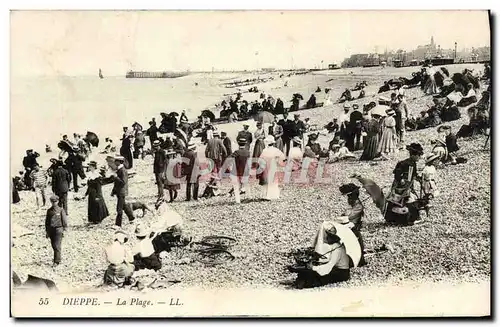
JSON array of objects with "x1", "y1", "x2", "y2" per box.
[
  {"x1": 30, "y1": 164, "x2": 48, "y2": 208},
  {"x1": 421, "y1": 153, "x2": 440, "y2": 201},
  {"x1": 201, "y1": 175, "x2": 221, "y2": 199},
  {"x1": 45, "y1": 195, "x2": 68, "y2": 266}
]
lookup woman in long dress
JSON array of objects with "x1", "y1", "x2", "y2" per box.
[
  {"x1": 360, "y1": 114, "x2": 382, "y2": 161},
  {"x1": 120, "y1": 134, "x2": 133, "y2": 169},
  {"x1": 259, "y1": 136, "x2": 286, "y2": 200},
  {"x1": 164, "y1": 149, "x2": 182, "y2": 202},
  {"x1": 252, "y1": 121, "x2": 267, "y2": 159},
  {"x1": 83, "y1": 161, "x2": 109, "y2": 224},
  {"x1": 271, "y1": 118, "x2": 284, "y2": 152},
  {"x1": 377, "y1": 109, "x2": 398, "y2": 158}
]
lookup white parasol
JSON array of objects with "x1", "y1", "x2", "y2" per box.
[
  {"x1": 331, "y1": 221, "x2": 362, "y2": 268},
  {"x1": 370, "y1": 105, "x2": 390, "y2": 117}
]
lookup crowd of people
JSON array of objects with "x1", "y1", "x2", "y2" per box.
[{"x1": 12, "y1": 62, "x2": 491, "y2": 289}]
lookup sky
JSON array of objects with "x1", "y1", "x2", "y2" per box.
[{"x1": 10, "y1": 10, "x2": 491, "y2": 76}]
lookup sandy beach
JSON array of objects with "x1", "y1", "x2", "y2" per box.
[{"x1": 11, "y1": 63, "x2": 490, "y2": 301}]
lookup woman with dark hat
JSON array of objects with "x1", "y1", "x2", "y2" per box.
[
  {"x1": 385, "y1": 142, "x2": 424, "y2": 225},
  {"x1": 164, "y1": 148, "x2": 181, "y2": 203},
  {"x1": 337, "y1": 183, "x2": 367, "y2": 265},
  {"x1": 79, "y1": 160, "x2": 109, "y2": 224},
  {"x1": 377, "y1": 108, "x2": 397, "y2": 159},
  {"x1": 360, "y1": 113, "x2": 382, "y2": 161}
]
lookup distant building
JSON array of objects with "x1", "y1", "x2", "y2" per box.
[{"x1": 328, "y1": 63, "x2": 340, "y2": 69}]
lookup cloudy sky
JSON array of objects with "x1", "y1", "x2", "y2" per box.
[{"x1": 10, "y1": 10, "x2": 490, "y2": 76}]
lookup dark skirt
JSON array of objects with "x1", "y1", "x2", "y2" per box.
[
  {"x1": 88, "y1": 196, "x2": 109, "y2": 224},
  {"x1": 133, "y1": 253, "x2": 162, "y2": 271},
  {"x1": 360, "y1": 135, "x2": 379, "y2": 161},
  {"x1": 253, "y1": 139, "x2": 266, "y2": 158},
  {"x1": 295, "y1": 268, "x2": 350, "y2": 289},
  {"x1": 12, "y1": 188, "x2": 20, "y2": 204}
]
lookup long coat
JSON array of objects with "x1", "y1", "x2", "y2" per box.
[
  {"x1": 182, "y1": 149, "x2": 198, "y2": 182},
  {"x1": 153, "y1": 149, "x2": 167, "y2": 174},
  {"x1": 85, "y1": 174, "x2": 109, "y2": 224},
  {"x1": 51, "y1": 166, "x2": 71, "y2": 194},
  {"x1": 205, "y1": 138, "x2": 227, "y2": 162},
  {"x1": 111, "y1": 166, "x2": 129, "y2": 197}
]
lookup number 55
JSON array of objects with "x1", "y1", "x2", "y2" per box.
[{"x1": 39, "y1": 298, "x2": 49, "y2": 305}]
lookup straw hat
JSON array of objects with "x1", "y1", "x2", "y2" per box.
[
  {"x1": 343, "y1": 103, "x2": 351, "y2": 110},
  {"x1": 134, "y1": 223, "x2": 149, "y2": 238},
  {"x1": 166, "y1": 148, "x2": 176, "y2": 155},
  {"x1": 49, "y1": 194, "x2": 59, "y2": 202},
  {"x1": 426, "y1": 153, "x2": 440, "y2": 164},
  {"x1": 212, "y1": 130, "x2": 220, "y2": 137},
  {"x1": 386, "y1": 109, "x2": 395, "y2": 116},
  {"x1": 114, "y1": 155, "x2": 125, "y2": 162},
  {"x1": 237, "y1": 137, "x2": 247, "y2": 146},
  {"x1": 113, "y1": 230, "x2": 129, "y2": 244},
  {"x1": 437, "y1": 125, "x2": 451, "y2": 133},
  {"x1": 187, "y1": 141, "x2": 196, "y2": 150},
  {"x1": 322, "y1": 221, "x2": 337, "y2": 236},
  {"x1": 153, "y1": 140, "x2": 161, "y2": 147},
  {"x1": 265, "y1": 135, "x2": 276, "y2": 145}
]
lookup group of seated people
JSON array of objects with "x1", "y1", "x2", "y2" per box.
[{"x1": 339, "y1": 87, "x2": 365, "y2": 103}]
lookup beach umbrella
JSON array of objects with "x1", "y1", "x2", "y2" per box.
[
  {"x1": 253, "y1": 111, "x2": 275, "y2": 124},
  {"x1": 57, "y1": 140, "x2": 75, "y2": 154},
  {"x1": 331, "y1": 222, "x2": 362, "y2": 268},
  {"x1": 201, "y1": 110, "x2": 216, "y2": 121},
  {"x1": 85, "y1": 131, "x2": 99, "y2": 147},
  {"x1": 370, "y1": 105, "x2": 389, "y2": 117},
  {"x1": 351, "y1": 175, "x2": 387, "y2": 214}
]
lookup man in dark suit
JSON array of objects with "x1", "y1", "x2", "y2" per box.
[
  {"x1": 237, "y1": 124, "x2": 253, "y2": 151},
  {"x1": 110, "y1": 155, "x2": 135, "y2": 227},
  {"x1": 348, "y1": 105, "x2": 364, "y2": 151},
  {"x1": 152, "y1": 140, "x2": 167, "y2": 199},
  {"x1": 65, "y1": 147, "x2": 86, "y2": 192},
  {"x1": 51, "y1": 160, "x2": 71, "y2": 215},
  {"x1": 221, "y1": 131, "x2": 232, "y2": 164},
  {"x1": 182, "y1": 142, "x2": 199, "y2": 201}
]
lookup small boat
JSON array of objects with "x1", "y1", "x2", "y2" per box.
[{"x1": 99, "y1": 69, "x2": 103, "y2": 79}]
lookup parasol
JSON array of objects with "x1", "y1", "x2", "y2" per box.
[
  {"x1": 332, "y1": 222, "x2": 362, "y2": 268},
  {"x1": 85, "y1": 131, "x2": 99, "y2": 147},
  {"x1": 253, "y1": 111, "x2": 275, "y2": 124},
  {"x1": 351, "y1": 174, "x2": 387, "y2": 214},
  {"x1": 174, "y1": 128, "x2": 189, "y2": 145},
  {"x1": 370, "y1": 105, "x2": 389, "y2": 117}
]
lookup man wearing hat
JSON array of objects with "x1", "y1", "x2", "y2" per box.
[
  {"x1": 339, "y1": 88, "x2": 353, "y2": 102},
  {"x1": 220, "y1": 131, "x2": 232, "y2": 163},
  {"x1": 22, "y1": 149, "x2": 40, "y2": 190},
  {"x1": 279, "y1": 112, "x2": 294, "y2": 156},
  {"x1": 182, "y1": 141, "x2": 200, "y2": 201},
  {"x1": 51, "y1": 159, "x2": 71, "y2": 215},
  {"x1": 109, "y1": 155, "x2": 135, "y2": 227},
  {"x1": 45, "y1": 194, "x2": 68, "y2": 266},
  {"x1": 291, "y1": 114, "x2": 306, "y2": 142},
  {"x1": 338, "y1": 104, "x2": 351, "y2": 141},
  {"x1": 205, "y1": 130, "x2": 227, "y2": 174},
  {"x1": 146, "y1": 120, "x2": 159, "y2": 147},
  {"x1": 237, "y1": 124, "x2": 253, "y2": 151},
  {"x1": 65, "y1": 146, "x2": 86, "y2": 193},
  {"x1": 347, "y1": 104, "x2": 364, "y2": 151},
  {"x1": 153, "y1": 140, "x2": 167, "y2": 199},
  {"x1": 437, "y1": 125, "x2": 459, "y2": 164},
  {"x1": 133, "y1": 130, "x2": 146, "y2": 159},
  {"x1": 104, "y1": 231, "x2": 135, "y2": 286},
  {"x1": 228, "y1": 137, "x2": 251, "y2": 203}
]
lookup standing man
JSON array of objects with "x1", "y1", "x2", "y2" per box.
[
  {"x1": 153, "y1": 140, "x2": 167, "y2": 200},
  {"x1": 237, "y1": 124, "x2": 253, "y2": 151},
  {"x1": 338, "y1": 104, "x2": 351, "y2": 141},
  {"x1": 65, "y1": 146, "x2": 86, "y2": 192},
  {"x1": 51, "y1": 160, "x2": 71, "y2": 215},
  {"x1": 397, "y1": 93, "x2": 409, "y2": 144},
  {"x1": 292, "y1": 114, "x2": 306, "y2": 142},
  {"x1": 205, "y1": 130, "x2": 227, "y2": 174},
  {"x1": 279, "y1": 112, "x2": 294, "y2": 156},
  {"x1": 182, "y1": 141, "x2": 200, "y2": 201},
  {"x1": 348, "y1": 104, "x2": 364, "y2": 151},
  {"x1": 221, "y1": 131, "x2": 232, "y2": 164},
  {"x1": 45, "y1": 195, "x2": 68, "y2": 267},
  {"x1": 30, "y1": 164, "x2": 48, "y2": 208},
  {"x1": 146, "y1": 120, "x2": 159, "y2": 148},
  {"x1": 109, "y1": 155, "x2": 135, "y2": 227},
  {"x1": 229, "y1": 137, "x2": 251, "y2": 204}
]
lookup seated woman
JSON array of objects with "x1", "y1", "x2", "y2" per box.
[
  {"x1": 306, "y1": 94, "x2": 317, "y2": 109},
  {"x1": 456, "y1": 106, "x2": 489, "y2": 138},
  {"x1": 457, "y1": 83, "x2": 478, "y2": 107},
  {"x1": 328, "y1": 141, "x2": 356, "y2": 163},
  {"x1": 288, "y1": 137, "x2": 304, "y2": 172},
  {"x1": 104, "y1": 231, "x2": 135, "y2": 287},
  {"x1": 288, "y1": 221, "x2": 350, "y2": 289},
  {"x1": 150, "y1": 199, "x2": 188, "y2": 253},
  {"x1": 132, "y1": 224, "x2": 162, "y2": 271},
  {"x1": 339, "y1": 88, "x2": 353, "y2": 102}
]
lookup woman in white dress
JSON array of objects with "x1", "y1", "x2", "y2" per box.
[
  {"x1": 377, "y1": 109, "x2": 398, "y2": 159},
  {"x1": 259, "y1": 136, "x2": 286, "y2": 200}
]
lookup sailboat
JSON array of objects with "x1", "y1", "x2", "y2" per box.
[{"x1": 99, "y1": 69, "x2": 103, "y2": 79}]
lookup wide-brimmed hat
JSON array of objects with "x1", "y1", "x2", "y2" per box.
[
  {"x1": 88, "y1": 161, "x2": 98, "y2": 168},
  {"x1": 343, "y1": 103, "x2": 350, "y2": 110},
  {"x1": 237, "y1": 137, "x2": 247, "y2": 146},
  {"x1": 49, "y1": 194, "x2": 59, "y2": 202},
  {"x1": 220, "y1": 131, "x2": 227, "y2": 136},
  {"x1": 114, "y1": 155, "x2": 125, "y2": 162},
  {"x1": 113, "y1": 230, "x2": 129, "y2": 243},
  {"x1": 187, "y1": 141, "x2": 196, "y2": 150},
  {"x1": 153, "y1": 140, "x2": 161, "y2": 147},
  {"x1": 437, "y1": 125, "x2": 451, "y2": 133},
  {"x1": 406, "y1": 143, "x2": 424, "y2": 155},
  {"x1": 339, "y1": 183, "x2": 360, "y2": 195},
  {"x1": 426, "y1": 153, "x2": 440, "y2": 164},
  {"x1": 322, "y1": 221, "x2": 337, "y2": 236},
  {"x1": 386, "y1": 109, "x2": 395, "y2": 116},
  {"x1": 265, "y1": 135, "x2": 276, "y2": 145},
  {"x1": 166, "y1": 147, "x2": 176, "y2": 155},
  {"x1": 352, "y1": 104, "x2": 359, "y2": 110},
  {"x1": 242, "y1": 123, "x2": 250, "y2": 128},
  {"x1": 212, "y1": 130, "x2": 220, "y2": 136},
  {"x1": 308, "y1": 133, "x2": 319, "y2": 141},
  {"x1": 135, "y1": 223, "x2": 149, "y2": 238}
]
